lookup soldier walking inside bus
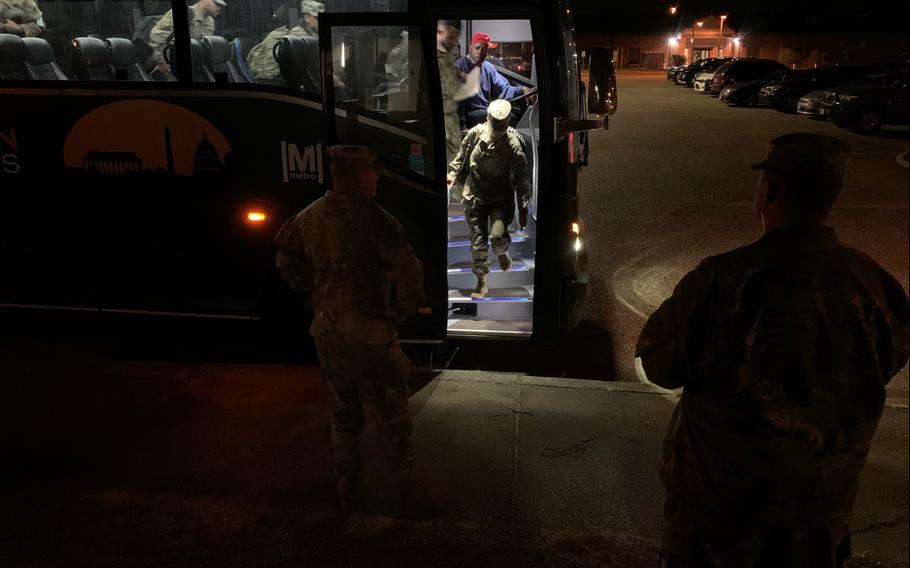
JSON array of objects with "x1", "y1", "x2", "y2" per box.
[
  {"x1": 246, "y1": 0, "x2": 323, "y2": 83},
  {"x1": 148, "y1": 0, "x2": 225, "y2": 80},
  {"x1": 275, "y1": 145, "x2": 438, "y2": 517},
  {"x1": 447, "y1": 99, "x2": 531, "y2": 299},
  {"x1": 636, "y1": 133, "x2": 909, "y2": 568},
  {"x1": 0, "y1": 0, "x2": 44, "y2": 37}
]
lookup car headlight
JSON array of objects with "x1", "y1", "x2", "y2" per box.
[{"x1": 837, "y1": 94, "x2": 859, "y2": 101}]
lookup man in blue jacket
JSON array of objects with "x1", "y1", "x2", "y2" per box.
[{"x1": 455, "y1": 33, "x2": 532, "y2": 128}]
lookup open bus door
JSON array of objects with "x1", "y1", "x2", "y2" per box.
[{"x1": 318, "y1": 14, "x2": 448, "y2": 347}]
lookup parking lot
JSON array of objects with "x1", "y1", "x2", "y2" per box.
[{"x1": 575, "y1": 70, "x2": 909, "y2": 387}]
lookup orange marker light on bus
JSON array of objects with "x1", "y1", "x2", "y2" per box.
[
  {"x1": 571, "y1": 222, "x2": 580, "y2": 234},
  {"x1": 246, "y1": 211, "x2": 267, "y2": 223}
]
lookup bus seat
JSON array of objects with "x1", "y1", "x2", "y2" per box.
[
  {"x1": 106, "y1": 37, "x2": 151, "y2": 81},
  {"x1": 275, "y1": 35, "x2": 321, "y2": 94},
  {"x1": 68, "y1": 37, "x2": 115, "y2": 81},
  {"x1": 229, "y1": 38, "x2": 255, "y2": 83},
  {"x1": 165, "y1": 39, "x2": 213, "y2": 82},
  {"x1": 22, "y1": 37, "x2": 68, "y2": 80},
  {"x1": 202, "y1": 35, "x2": 247, "y2": 83},
  {"x1": 0, "y1": 33, "x2": 36, "y2": 80}
]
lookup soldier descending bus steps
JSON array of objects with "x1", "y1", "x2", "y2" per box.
[{"x1": 447, "y1": 99, "x2": 531, "y2": 299}]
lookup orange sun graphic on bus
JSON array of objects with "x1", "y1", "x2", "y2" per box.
[{"x1": 63, "y1": 100, "x2": 231, "y2": 176}]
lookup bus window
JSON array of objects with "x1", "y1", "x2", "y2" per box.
[
  {"x1": 193, "y1": 0, "x2": 409, "y2": 88},
  {"x1": 328, "y1": 24, "x2": 435, "y2": 180},
  {"x1": 442, "y1": 19, "x2": 540, "y2": 338},
  {"x1": 17, "y1": 1, "x2": 171, "y2": 81}
]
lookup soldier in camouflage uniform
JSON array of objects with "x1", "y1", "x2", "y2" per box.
[
  {"x1": 636, "y1": 133, "x2": 909, "y2": 568},
  {"x1": 148, "y1": 0, "x2": 225, "y2": 81},
  {"x1": 246, "y1": 0, "x2": 323, "y2": 84},
  {"x1": 275, "y1": 145, "x2": 434, "y2": 516},
  {"x1": 0, "y1": 0, "x2": 44, "y2": 37},
  {"x1": 436, "y1": 20, "x2": 465, "y2": 164},
  {"x1": 447, "y1": 99, "x2": 531, "y2": 298}
]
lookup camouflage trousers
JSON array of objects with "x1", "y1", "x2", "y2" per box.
[
  {"x1": 444, "y1": 111, "x2": 462, "y2": 164},
  {"x1": 315, "y1": 333, "x2": 415, "y2": 479},
  {"x1": 465, "y1": 198, "x2": 514, "y2": 278}
]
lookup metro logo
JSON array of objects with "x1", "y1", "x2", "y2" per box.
[
  {"x1": 1, "y1": 128, "x2": 21, "y2": 175},
  {"x1": 281, "y1": 141, "x2": 323, "y2": 184}
]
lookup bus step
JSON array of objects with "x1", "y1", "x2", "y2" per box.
[
  {"x1": 448, "y1": 287, "x2": 534, "y2": 320},
  {"x1": 446, "y1": 318, "x2": 533, "y2": 338},
  {"x1": 447, "y1": 259, "x2": 533, "y2": 290},
  {"x1": 448, "y1": 233, "x2": 529, "y2": 248}
]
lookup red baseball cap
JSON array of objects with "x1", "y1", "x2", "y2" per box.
[{"x1": 471, "y1": 33, "x2": 498, "y2": 48}]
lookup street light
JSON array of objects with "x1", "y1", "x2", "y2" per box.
[
  {"x1": 718, "y1": 15, "x2": 728, "y2": 57},
  {"x1": 669, "y1": 5, "x2": 678, "y2": 15},
  {"x1": 733, "y1": 36, "x2": 741, "y2": 58},
  {"x1": 667, "y1": 36, "x2": 678, "y2": 67}
]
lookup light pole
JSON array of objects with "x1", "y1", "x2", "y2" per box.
[
  {"x1": 718, "y1": 14, "x2": 727, "y2": 57},
  {"x1": 691, "y1": 20, "x2": 702, "y2": 62}
]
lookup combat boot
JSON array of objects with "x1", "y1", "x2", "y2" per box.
[
  {"x1": 498, "y1": 253, "x2": 512, "y2": 271},
  {"x1": 397, "y1": 474, "x2": 444, "y2": 519},
  {"x1": 470, "y1": 275, "x2": 488, "y2": 299},
  {"x1": 335, "y1": 475, "x2": 360, "y2": 512}
]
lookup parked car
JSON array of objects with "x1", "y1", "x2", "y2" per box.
[
  {"x1": 799, "y1": 72, "x2": 893, "y2": 116},
  {"x1": 667, "y1": 64, "x2": 686, "y2": 81},
  {"x1": 676, "y1": 58, "x2": 722, "y2": 87},
  {"x1": 720, "y1": 69, "x2": 808, "y2": 106},
  {"x1": 707, "y1": 58, "x2": 788, "y2": 96},
  {"x1": 693, "y1": 70, "x2": 715, "y2": 92},
  {"x1": 758, "y1": 63, "x2": 887, "y2": 113},
  {"x1": 828, "y1": 72, "x2": 909, "y2": 132}
]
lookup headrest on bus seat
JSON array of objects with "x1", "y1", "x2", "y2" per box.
[
  {"x1": 106, "y1": 37, "x2": 152, "y2": 81},
  {"x1": 229, "y1": 37, "x2": 256, "y2": 82},
  {"x1": 22, "y1": 37, "x2": 55, "y2": 65},
  {"x1": 72, "y1": 37, "x2": 112, "y2": 66},
  {"x1": 106, "y1": 37, "x2": 139, "y2": 67},
  {"x1": 276, "y1": 34, "x2": 320, "y2": 93},
  {"x1": 190, "y1": 38, "x2": 214, "y2": 82},
  {"x1": 22, "y1": 37, "x2": 69, "y2": 80},
  {"x1": 203, "y1": 35, "x2": 230, "y2": 66},
  {"x1": 0, "y1": 33, "x2": 28, "y2": 64}
]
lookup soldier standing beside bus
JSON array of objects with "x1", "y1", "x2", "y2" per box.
[
  {"x1": 246, "y1": 0, "x2": 324, "y2": 84},
  {"x1": 0, "y1": 0, "x2": 44, "y2": 37},
  {"x1": 148, "y1": 0, "x2": 225, "y2": 80},
  {"x1": 275, "y1": 145, "x2": 437, "y2": 517},
  {"x1": 447, "y1": 99, "x2": 531, "y2": 299},
  {"x1": 637, "y1": 133, "x2": 909, "y2": 567}
]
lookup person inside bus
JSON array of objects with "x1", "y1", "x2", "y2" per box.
[
  {"x1": 437, "y1": 20, "x2": 467, "y2": 163},
  {"x1": 246, "y1": 0, "x2": 324, "y2": 84},
  {"x1": 148, "y1": 0, "x2": 226, "y2": 81},
  {"x1": 446, "y1": 99, "x2": 531, "y2": 299},
  {"x1": 0, "y1": 0, "x2": 45, "y2": 37},
  {"x1": 455, "y1": 33, "x2": 532, "y2": 128}
]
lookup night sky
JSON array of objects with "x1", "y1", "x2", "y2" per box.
[{"x1": 572, "y1": 0, "x2": 910, "y2": 34}]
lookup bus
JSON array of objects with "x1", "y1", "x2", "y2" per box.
[{"x1": 0, "y1": 0, "x2": 615, "y2": 346}]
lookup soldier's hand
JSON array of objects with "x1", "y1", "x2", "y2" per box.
[
  {"x1": 2, "y1": 20, "x2": 23, "y2": 35},
  {"x1": 154, "y1": 61, "x2": 171, "y2": 74},
  {"x1": 518, "y1": 207, "x2": 528, "y2": 229},
  {"x1": 446, "y1": 174, "x2": 455, "y2": 186}
]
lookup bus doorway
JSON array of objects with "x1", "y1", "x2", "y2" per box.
[{"x1": 442, "y1": 19, "x2": 540, "y2": 339}]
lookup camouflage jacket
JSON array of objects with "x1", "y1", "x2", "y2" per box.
[
  {"x1": 274, "y1": 191, "x2": 425, "y2": 343},
  {"x1": 0, "y1": 0, "x2": 44, "y2": 37},
  {"x1": 148, "y1": 8, "x2": 215, "y2": 66},
  {"x1": 246, "y1": 25, "x2": 316, "y2": 82},
  {"x1": 636, "y1": 225, "x2": 909, "y2": 564},
  {"x1": 448, "y1": 123, "x2": 531, "y2": 208}
]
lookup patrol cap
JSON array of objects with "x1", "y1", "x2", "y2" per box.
[
  {"x1": 750, "y1": 133, "x2": 850, "y2": 181},
  {"x1": 300, "y1": 0, "x2": 324, "y2": 15},
  {"x1": 487, "y1": 99, "x2": 511, "y2": 130},
  {"x1": 213, "y1": 0, "x2": 227, "y2": 6},
  {"x1": 328, "y1": 145, "x2": 381, "y2": 169},
  {"x1": 471, "y1": 33, "x2": 497, "y2": 48},
  {"x1": 488, "y1": 99, "x2": 512, "y2": 121}
]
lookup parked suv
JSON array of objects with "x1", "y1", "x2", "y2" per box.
[
  {"x1": 692, "y1": 58, "x2": 732, "y2": 91},
  {"x1": 720, "y1": 69, "x2": 807, "y2": 106},
  {"x1": 759, "y1": 63, "x2": 887, "y2": 112},
  {"x1": 676, "y1": 58, "x2": 722, "y2": 87},
  {"x1": 828, "y1": 72, "x2": 909, "y2": 132},
  {"x1": 707, "y1": 58, "x2": 788, "y2": 96}
]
